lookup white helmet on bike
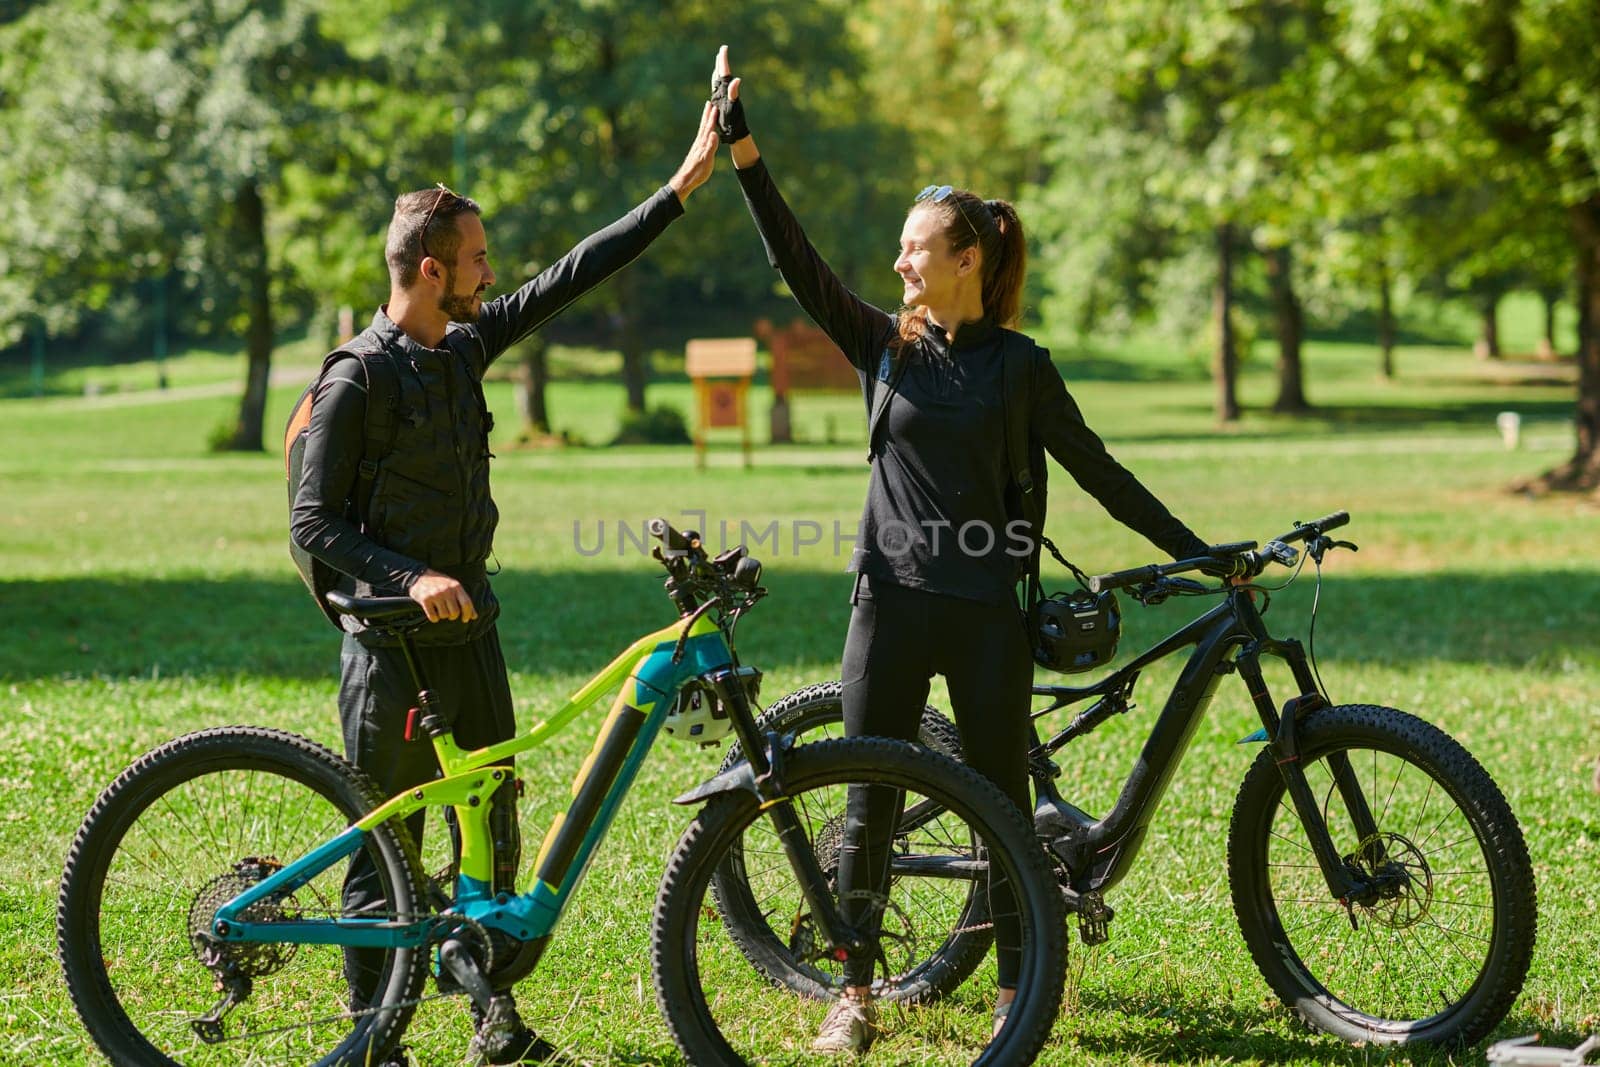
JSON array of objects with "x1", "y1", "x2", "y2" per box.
[{"x1": 664, "y1": 682, "x2": 734, "y2": 744}]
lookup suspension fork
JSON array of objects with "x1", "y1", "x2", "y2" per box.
[
  {"x1": 1236, "y1": 647, "x2": 1368, "y2": 900},
  {"x1": 710, "y1": 669, "x2": 868, "y2": 957},
  {"x1": 1276, "y1": 637, "x2": 1388, "y2": 866}
]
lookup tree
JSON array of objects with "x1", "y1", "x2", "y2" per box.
[
  {"x1": 988, "y1": 0, "x2": 1328, "y2": 422},
  {"x1": 1329, "y1": 0, "x2": 1600, "y2": 492},
  {"x1": 1, "y1": 0, "x2": 372, "y2": 447}
]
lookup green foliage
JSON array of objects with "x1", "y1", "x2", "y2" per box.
[{"x1": 612, "y1": 402, "x2": 691, "y2": 445}]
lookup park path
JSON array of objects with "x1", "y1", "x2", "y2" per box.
[{"x1": 18, "y1": 366, "x2": 310, "y2": 412}]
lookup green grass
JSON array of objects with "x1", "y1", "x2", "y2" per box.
[{"x1": 3, "y1": 314, "x2": 1597, "y2": 1065}]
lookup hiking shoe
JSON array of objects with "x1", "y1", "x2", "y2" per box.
[
  {"x1": 375, "y1": 1045, "x2": 411, "y2": 1067},
  {"x1": 811, "y1": 995, "x2": 877, "y2": 1054},
  {"x1": 471, "y1": 993, "x2": 556, "y2": 1064}
]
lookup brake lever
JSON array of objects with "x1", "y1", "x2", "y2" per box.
[
  {"x1": 1131, "y1": 580, "x2": 1169, "y2": 606},
  {"x1": 1306, "y1": 536, "x2": 1359, "y2": 564}
]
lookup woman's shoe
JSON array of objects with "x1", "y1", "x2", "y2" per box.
[
  {"x1": 811, "y1": 995, "x2": 878, "y2": 1054},
  {"x1": 992, "y1": 997, "x2": 1012, "y2": 1038}
]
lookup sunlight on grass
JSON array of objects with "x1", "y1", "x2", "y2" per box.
[{"x1": 5, "y1": 325, "x2": 1596, "y2": 1065}]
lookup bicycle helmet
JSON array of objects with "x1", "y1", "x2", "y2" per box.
[
  {"x1": 664, "y1": 667, "x2": 762, "y2": 745},
  {"x1": 1032, "y1": 589, "x2": 1121, "y2": 674}
]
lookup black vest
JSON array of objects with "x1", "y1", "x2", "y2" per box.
[{"x1": 335, "y1": 325, "x2": 499, "y2": 640}]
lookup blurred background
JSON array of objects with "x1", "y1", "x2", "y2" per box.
[
  {"x1": 2, "y1": 0, "x2": 1597, "y2": 492},
  {"x1": 5, "y1": 4, "x2": 1600, "y2": 1062}
]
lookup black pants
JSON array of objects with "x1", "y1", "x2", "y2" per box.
[
  {"x1": 838, "y1": 575, "x2": 1033, "y2": 988},
  {"x1": 338, "y1": 627, "x2": 518, "y2": 1009}
]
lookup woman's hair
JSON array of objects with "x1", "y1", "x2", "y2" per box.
[{"x1": 895, "y1": 190, "x2": 1028, "y2": 347}]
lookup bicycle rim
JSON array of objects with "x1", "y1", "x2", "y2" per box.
[
  {"x1": 59, "y1": 729, "x2": 425, "y2": 1067},
  {"x1": 710, "y1": 774, "x2": 989, "y2": 1003},
  {"x1": 1237, "y1": 709, "x2": 1532, "y2": 1042},
  {"x1": 656, "y1": 738, "x2": 1064, "y2": 1065}
]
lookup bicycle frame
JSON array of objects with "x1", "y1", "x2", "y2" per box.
[
  {"x1": 910, "y1": 585, "x2": 1377, "y2": 907},
  {"x1": 210, "y1": 612, "x2": 735, "y2": 954},
  {"x1": 1047, "y1": 587, "x2": 1384, "y2": 902}
]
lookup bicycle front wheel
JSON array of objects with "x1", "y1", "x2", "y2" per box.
[
  {"x1": 714, "y1": 681, "x2": 986, "y2": 1005},
  {"x1": 653, "y1": 737, "x2": 1064, "y2": 1066},
  {"x1": 1228, "y1": 704, "x2": 1536, "y2": 1047},
  {"x1": 58, "y1": 727, "x2": 429, "y2": 1067}
]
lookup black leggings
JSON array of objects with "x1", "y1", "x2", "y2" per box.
[{"x1": 837, "y1": 575, "x2": 1034, "y2": 988}]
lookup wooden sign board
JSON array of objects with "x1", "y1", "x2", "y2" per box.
[
  {"x1": 761, "y1": 321, "x2": 856, "y2": 394},
  {"x1": 705, "y1": 381, "x2": 742, "y2": 428},
  {"x1": 686, "y1": 337, "x2": 757, "y2": 379}
]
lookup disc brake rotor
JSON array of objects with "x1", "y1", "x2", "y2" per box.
[{"x1": 1350, "y1": 831, "x2": 1433, "y2": 929}]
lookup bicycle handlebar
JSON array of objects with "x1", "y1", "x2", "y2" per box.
[
  {"x1": 1278, "y1": 510, "x2": 1349, "y2": 545},
  {"x1": 648, "y1": 518, "x2": 766, "y2": 620},
  {"x1": 648, "y1": 517, "x2": 698, "y2": 555},
  {"x1": 1087, "y1": 510, "x2": 1352, "y2": 594}
]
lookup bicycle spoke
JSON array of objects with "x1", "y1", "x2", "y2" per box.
[{"x1": 1246, "y1": 726, "x2": 1520, "y2": 1036}]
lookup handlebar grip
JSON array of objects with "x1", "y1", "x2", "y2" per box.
[
  {"x1": 1088, "y1": 564, "x2": 1160, "y2": 594},
  {"x1": 648, "y1": 518, "x2": 695, "y2": 553},
  {"x1": 1280, "y1": 510, "x2": 1350, "y2": 545}
]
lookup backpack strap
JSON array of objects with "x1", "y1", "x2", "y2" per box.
[
  {"x1": 351, "y1": 348, "x2": 403, "y2": 528},
  {"x1": 865, "y1": 344, "x2": 910, "y2": 462},
  {"x1": 999, "y1": 334, "x2": 1036, "y2": 526},
  {"x1": 998, "y1": 333, "x2": 1043, "y2": 606},
  {"x1": 314, "y1": 341, "x2": 407, "y2": 529},
  {"x1": 999, "y1": 333, "x2": 1091, "y2": 606}
]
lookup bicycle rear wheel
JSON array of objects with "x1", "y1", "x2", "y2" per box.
[
  {"x1": 58, "y1": 727, "x2": 429, "y2": 1067},
  {"x1": 653, "y1": 737, "x2": 1064, "y2": 1065},
  {"x1": 1228, "y1": 704, "x2": 1536, "y2": 1047}
]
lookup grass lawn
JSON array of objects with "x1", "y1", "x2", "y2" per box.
[{"x1": 2, "y1": 303, "x2": 1596, "y2": 1065}]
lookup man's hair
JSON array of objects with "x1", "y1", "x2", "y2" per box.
[{"x1": 385, "y1": 187, "x2": 483, "y2": 288}]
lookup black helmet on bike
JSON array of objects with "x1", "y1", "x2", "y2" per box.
[{"x1": 1031, "y1": 589, "x2": 1121, "y2": 674}]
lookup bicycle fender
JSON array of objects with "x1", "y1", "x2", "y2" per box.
[{"x1": 672, "y1": 760, "x2": 759, "y2": 806}]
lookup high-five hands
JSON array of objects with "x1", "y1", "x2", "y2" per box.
[
  {"x1": 712, "y1": 46, "x2": 759, "y2": 168},
  {"x1": 711, "y1": 45, "x2": 748, "y2": 143},
  {"x1": 668, "y1": 99, "x2": 720, "y2": 202}
]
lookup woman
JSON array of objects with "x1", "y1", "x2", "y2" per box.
[{"x1": 710, "y1": 47, "x2": 1213, "y2": 1053}]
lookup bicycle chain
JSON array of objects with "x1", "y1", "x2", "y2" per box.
[{"x1": 183, "y1": 902, "x2": 498, "y2": 1046}]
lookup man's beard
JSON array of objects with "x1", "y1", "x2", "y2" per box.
[{"x1": 438, "y1": 269, "x2": 481, "y2": 323}]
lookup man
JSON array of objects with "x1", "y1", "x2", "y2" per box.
[{"x1": 290, "y1": 102, "x2": 720, "y2": 1065}]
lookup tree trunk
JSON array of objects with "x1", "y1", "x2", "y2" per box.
[
  {"x1": 1538, "y1": 288, "x2": 1559, "y2": 359},
  {"x1": 594, "y1": 29, "x2": 646, "y2": 416},
  {"x1": 516, "y1": 333, "x2": 551, "y2": 436},
  {"x1": 1214, "y1": 222, "x2": 1240, "y2": 422},
  {"x1": 1377, "y1": 258, "x2": 1396, "y2": 381},
  {"x1": 617, "y1": 267, "x2": 646, "y2": 413},
  {"x1": 1474, "y1": 292, "x2": 1501, "y2": 360},
  {"x1": 1267, "y1": 244, "x2": 1309, "y2": 413},
  {"x1": 225, "y1": 178, "x2": 273, "y2": 452},
  {"x1": 1528, "y1": 196, "x2": 1600, "y2": 492}
]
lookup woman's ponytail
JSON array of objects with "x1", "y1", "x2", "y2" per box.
[{"x1": 980, "y1": 199, "x2": 1027, "y2": 329}]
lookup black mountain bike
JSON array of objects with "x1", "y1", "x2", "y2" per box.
[{"x1": 717, "y1": 511, "x2": 1537, "y2": 1048}]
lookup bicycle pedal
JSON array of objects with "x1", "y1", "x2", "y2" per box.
[{"x1": 1076, "y1": 890, "x2": 1113, "y2": 947}]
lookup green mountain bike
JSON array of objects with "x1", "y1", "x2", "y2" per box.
[{"x1": 57, "y1": 519, "x2": 1065, "y2": 1066}]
